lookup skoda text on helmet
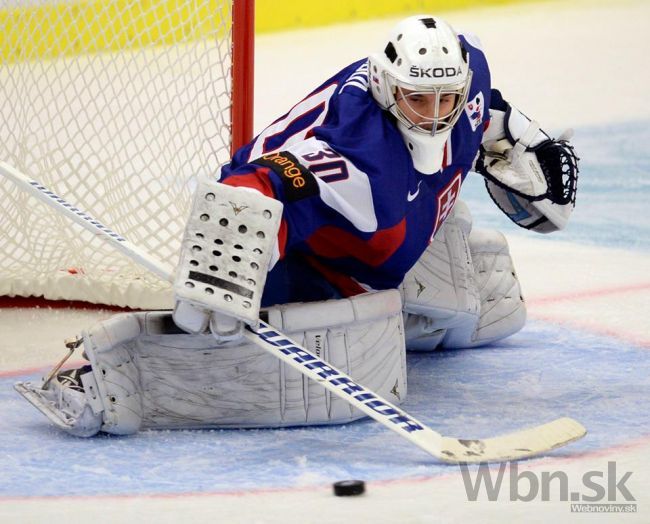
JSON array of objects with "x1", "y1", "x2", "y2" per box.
[{"x1": 368, "y1": 16, "x2": 472, "y2": 174}]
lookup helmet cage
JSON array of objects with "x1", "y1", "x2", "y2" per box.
[{"x1": 386, "y1": 70, "x2": 473, "y2": 136}]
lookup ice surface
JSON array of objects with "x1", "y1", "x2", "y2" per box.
[{"x1": 1, "y1": 321, "x2": 648, "y2": 498}]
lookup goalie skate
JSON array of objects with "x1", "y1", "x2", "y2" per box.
[{"x1": 15, "y1": 367, "x2": 102, "y2": 438}]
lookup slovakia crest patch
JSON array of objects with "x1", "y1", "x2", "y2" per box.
[
  {"x1": 431, "y1": 170, "x2": 462, "y2": 240},
  {"x1": 464, "y1": 92, "x2": 484, "y2": 132}
]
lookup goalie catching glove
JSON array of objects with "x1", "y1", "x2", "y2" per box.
[
  {"x1": 173, "y1": 179, "x2": 283, "y2": 341},
  {"x1": 476, "y1": 90, "x2": 579, "y2": 232}
]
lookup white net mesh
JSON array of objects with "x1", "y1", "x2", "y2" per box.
[{"x1": 0, "y1": 0, "x2": 238, "y2": 309}]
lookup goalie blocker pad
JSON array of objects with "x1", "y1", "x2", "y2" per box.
[
  {"x1": 173, "y1": 179, "x2": 283, "y2": 333},
  {"x1": 16, "y1": 290, "x2": 406, "y2": 436}
]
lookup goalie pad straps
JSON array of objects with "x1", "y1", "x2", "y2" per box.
[{"x1": 173, "y1": 180, "x2": 283, "y2": 337}]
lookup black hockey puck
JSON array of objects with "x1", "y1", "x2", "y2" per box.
[{"x1": 332, "y1": 480, "x2": 365, "y2": 496}]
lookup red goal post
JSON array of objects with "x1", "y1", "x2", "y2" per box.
[
  {"x1": 0, "y1": 0, "x2": 255, "y2": 310},
  {"x1": 232, "y1": 0, "x2": 255, "y2": 155}
]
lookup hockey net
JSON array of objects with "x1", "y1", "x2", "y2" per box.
[{"x1": 0, "y1": 0, "x2": 253, "y2": 310}]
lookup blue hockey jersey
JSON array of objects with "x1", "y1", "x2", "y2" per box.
[{"x1": 221, "y1": 35, "x2": 491, "y2": 302}]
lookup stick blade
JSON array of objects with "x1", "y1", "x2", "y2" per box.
[{"x1": 438, "y1": 417, "x2": 587, "y2": 464}]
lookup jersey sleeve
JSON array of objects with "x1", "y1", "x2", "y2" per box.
[{"x1": 220, "y1": 136, "x2": 380, "y2": 265}]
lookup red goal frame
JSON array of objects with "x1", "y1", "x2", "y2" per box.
[{"x1": 231, "y1": 0, "x2": 255, "y2": 154}]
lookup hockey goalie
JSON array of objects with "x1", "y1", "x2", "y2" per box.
[{"x1": 16, "y1": 15, "x2": 579, "y2": 438}]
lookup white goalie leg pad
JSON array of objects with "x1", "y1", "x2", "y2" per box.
[
  {"x1": 442, "y1": 229, "x2": 526, "y2": 348},
  {"x1": 173, "y1": 179, "x2": 283, "y2": 337},
  {"x1": 27, "y1": 289, "x2": 405, "y2": 434},
  {"x1": 80, "y1": 315, "x2": 145, "y2": 434},
  {"x1": 400, "y1": 200, "x2": 480, "y2": 351},
  {"x1": 137, "y1": 290, "x2": 405, "y2": 429}
]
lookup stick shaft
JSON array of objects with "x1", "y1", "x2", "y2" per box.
[
  {"x1": 247, "y1": 322, "x2": 444, "y2": 456},
  {"x1": 0, "y1": 161, "x2": 175, "y2": 283}
]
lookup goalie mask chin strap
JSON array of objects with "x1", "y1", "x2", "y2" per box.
[{"x1": 397, "y1": 122, "x2": 451, "y2": 174}]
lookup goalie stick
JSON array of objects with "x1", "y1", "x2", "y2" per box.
[{"x1": 0, "y1": 161, "x2": 586, "y2": 463}]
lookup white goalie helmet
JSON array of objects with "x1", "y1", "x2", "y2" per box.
[{"x1": 368, "y1": 16, "x2": 472, "y2": 174}]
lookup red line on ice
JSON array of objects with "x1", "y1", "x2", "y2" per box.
[
  {"x1": 529, "y1": 312, "x2": 650, "y2": 349},
  {"x1": 0, "y1": 360, "x2": 87, "y2": 379},
  {"x1": 527, "y1": 282, "x2": 650, "y2": 306},
  {"x1": 525, "y1": 281, "x2": 650, "y2": 349},
  {"x1": 0, "y1": 434, "x2": 648, "y2": 502}
]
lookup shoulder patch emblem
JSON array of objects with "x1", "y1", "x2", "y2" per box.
[
  {"x1": 254, "y1": 151, "x2": 320, "y2": 202},
  {"x1": 464, "y1": 91, "x2": 485, "y2": 132}
]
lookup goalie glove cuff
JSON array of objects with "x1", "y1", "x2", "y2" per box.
[{"x1": 476, "y1": 94, "x2": 580, "y2": 230}]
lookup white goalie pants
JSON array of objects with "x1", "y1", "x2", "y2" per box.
[
  {"x1": 400, "y1": 200, "x2": 526, "y2": 350},
  {"x1": 79, "y1": 290, "x2": 406, "y2": 435}
]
